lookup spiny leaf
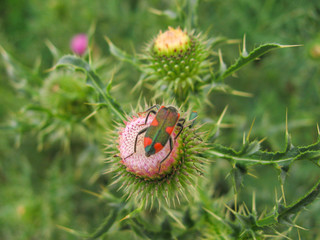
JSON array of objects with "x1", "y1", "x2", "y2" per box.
[
  {"x1": 277, "y1": 179, "x2": 320, "y2": 222},
  {"x1": 253, "y1": 179, "x2": 320, "y2": 229},
  {"x1": 208, "y1": 138, "x2": 320, "y2": 166},
  {"x1": 105, "y1": 37, "x2": 141, "y2": 69},
  {"x1": 45, "y1": 39, "x2": 61, "y2": 61},
  {"x1": 207, "y1": 82, "x2": 253, "y2": 98},
  {"x1": 0, "y1": 45, "x2": 42, "y2": 89},
  {"x1": 232, "y1": 163, "x2": 247, "y2": 193},
  {"x1": 148, "y1": 8, "x2": 178, "y2": 19},
  {"x1": 220, "y1": 43, "x2": 299, "y2": 80},
  {"x1": 57, "y1": 207, "x2": 120, "y2": 239},
  {"x1": 57, "y1": 225, "x2": 87, "y2": 238},
  {"x1": 225, "y1": 180, "x2": 320, "y2": 237},
  {"x1": 54, "y1": 55, "x2": 125, "y2": 121},
  {"x1": 88, "y1": 208, "x2": 120, "y2": 239},
  {"x1": 183, "y1": 0, "x2": 199, "y2": 29},
  {"x1": 161, "y1": 218, "x2": 173, "y2": 239},
  {"x1": 119, "y1": 205, "x2": 143, "y2": 222},
  {"x1": 128, "y1": 219, "x2": 152, "y2": 239}
]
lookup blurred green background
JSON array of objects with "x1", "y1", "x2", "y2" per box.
[{"x1": 1, "y1": 0, "x2": 320, "y2": 239}]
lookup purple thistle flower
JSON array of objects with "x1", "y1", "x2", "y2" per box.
[{"x1": 70, "y1": 34, "x2": 88, "y2": 56}]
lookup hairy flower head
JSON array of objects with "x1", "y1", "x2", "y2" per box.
[
  {"x1": 144, "y1": 27, "x2": 210, "y2": 102},
  {"x1": 106, "y1": 105, "x2": 206, "y2": 208},
  {"x1": 154, "y1": 27, "x2": 190, "y2": 56},
  {"x1": 119, "y1": 114, "x2": 179, "y2": 179}
]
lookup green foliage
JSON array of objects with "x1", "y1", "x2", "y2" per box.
[
  {"x1": 218, "y1": 43, "x2": 298, "y2": 80},
  {"x1": 54, "y1": 55, "x2": 126, "y2": 121},
  {"x1": 1, "y1": 0, "x2": 320, "y2": 239}
]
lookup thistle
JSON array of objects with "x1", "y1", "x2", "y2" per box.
[
  {"x1": 70, "y1": 34, "x2": 88, "y2": 56},
  {"x1": 308, "y1": 42, "x2": 320, "y2": 60},
  {"x1": 144, "y1": 27, "x2": 210, "y2": 101},
  {"x1": 40, "y1": 71, "x2": 92, "y2": 118},
  {"x1": 105, "y1": 104, "x2": 206, "y2": 208}
]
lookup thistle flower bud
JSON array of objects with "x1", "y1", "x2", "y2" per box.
[
  {"x1": 309, "y1": 44, "x2": 320, "y2": 60},
  {"x1": 307, "y1": 35, "x2": 320, "y2": 61},
  {"x1": 106, "y1": 105, "x2": 206, "y2": 208},
  {"x1": 145, "y1": 27, "x2": 210, "y2": 101},
  {"x1": 40, "y1": 72, "x2": 92, "y2": 117},
  {"x1": 35, "y1": 72, "x2": 94, "y2": 151},
  {"x1": 118, "y1": 115, "x2": 179, "y2": 179},
  {"x1": 154, "y1": 27, "x2": 191, "y2": 56},
  {"x1": 70, "y1": 34, "x2": 88, "y2": 56}
]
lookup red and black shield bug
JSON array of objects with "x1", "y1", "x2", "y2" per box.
[{"x1": 125, "y1": 105, "x2": 186, "y2": 173}]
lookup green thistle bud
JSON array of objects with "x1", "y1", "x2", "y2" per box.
[
  {"x1": 36, "y1": 71, "x2": 94, "y2": 151},
  {"x1": 309, "y1": 43, "x2": 320, "y2": 60},
  {"x1": 105, "y1": 105, "x2": 206, "y2": 208},
  {"x1": 145, "y1": 27, "x2": 210, "y2": 101},
  {"x1": 307, "y1": 35, "x2": 320, "y2": 61},
  {"x1": 40, "y1": 72, "x2": 92, "y2": 117}
]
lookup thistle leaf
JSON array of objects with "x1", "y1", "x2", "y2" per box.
[
  {"x1": 148, "y1": 8, "x2": 178, "y2": 19},
  {"x1": 54, "y1": 55, "x2": 125, "y2": 121},
  {"x1": 105, "y1": 37, "x2": 141, "y2": 69},
  {"x1": 0, "y1": 45, "x2": 42, "y2": 89},
  {"x1": 277, "y1": 179, "x2": 320, "y2": 222},
  {"x1": 208, "y1": 138, "x2": 320, "y2": 167},
  {"x1": 88, "y1": 208, "x2": 120, "y2": 239},
  {"x1": 220, "y1": 44, "x2": 299, "y2": 80}
]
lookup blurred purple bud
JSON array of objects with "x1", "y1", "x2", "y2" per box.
[{"x1": 70, "y1": 34, "x2": 88, "y2": 56}]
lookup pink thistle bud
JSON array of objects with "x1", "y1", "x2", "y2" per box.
[
  {"x1": 118, "y1": 114, "x2": 179, "y2": 179},
  {"x1": 70, "y1": 34, "x2": 88, "y2": 56},
  {"x1": 105, "y1": 105, "x2": 206, "y2": 208}
]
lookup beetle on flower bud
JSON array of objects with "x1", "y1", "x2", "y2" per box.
[
  {"x1": 105, "y1": 104, "x2": 206, "y2": 208},
  {"x1": 125, "y1": 105, "x2": 186, "y2": 173}
]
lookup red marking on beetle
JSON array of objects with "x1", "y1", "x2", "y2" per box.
[
  {"x1": 151, "y1": 118, "x2": 159, "y2": 126},
  {"x1": 178, "y1": 113, "x2": 180, "y2": 118},
  {"x1": 144, "y1": 137, "x2": 153, "y2": 147},
  {"x1": 165, "y1": 126, "x2": 174, "y2": 135},
  {"x1": 154, "y1": 143, "x2": 164, "y2": 153},
  {"x1": 160, "y1": 106, "x2": 165, "y2": 109}
]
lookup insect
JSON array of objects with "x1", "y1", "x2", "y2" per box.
[
  {"x1": 188, "y1": 111, "x2": 198, "y2": 128},
  {"x1": 125, "y1": 105, "x2": 186, "y2": 173}
]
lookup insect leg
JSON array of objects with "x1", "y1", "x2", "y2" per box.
[
  {"x1": 158, "y1": 137, "x2": 173, "y2": 173},
  {"x1": 124, "y1": 127, "x2": 148, "y2": 159},
  {"x1": 144, "y1": 104, "x2": 160, "y2": 113},
  {"x1": 140, "y1": 105, "x2": 160, "y2": 125},
  {"x1": 144, "y1": 110, "x2": 157, "y2": 125},
  {"x1": 174, "y1": 119, "x2": 185, "y2": 140},
  {"x1": 177, "y1": 118, "x2": 186, "y2": 125}
]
